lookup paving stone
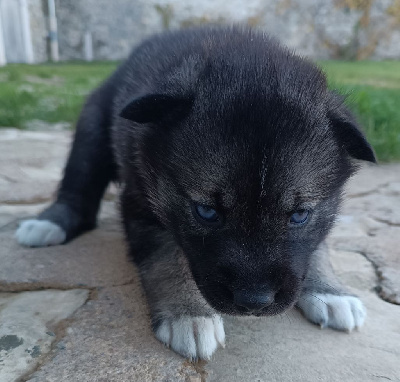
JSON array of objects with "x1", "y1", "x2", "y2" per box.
[
  {"x1": 0, "y1": 200, "x2": 132, "y2": 291},
  {"x1": 331, "y1": 226, "x2": 400, "y2": 305},
  {"x1": 327, "y1": 163, "x2": 400, "y2": 305},
  {"x1": 0, "y1": 200, "x2": 117, "y2": 234},
  {"x1": 1, "y1": 129, "x2": 400, "y2": 381},
  {"x1": 330, "y1": 250, "x2": 378, "y2": 292},
  {"x1": 0, "y1": 203, "x2": 47, "y2": 230},
  {"x1": 345, "y1": 163, "x2": 400, "y2": 198},
  {"x1": 0, "y1": 129, "x2": 71, "y2": 204},
  {"x1": 0, "y1": 223, "x2": 133, "y2": 291},
  {"x1": 205, "y1": 250, "x2": 400, "y2": 382},
  {"x1": 330, "y1": 215, "x2": 386, "y2": 239},
  {"x1": 206, "y1": 291, "x2": 400, "y2": 382},
  {"x1": 0, "y1": 289, "x2": 89, "y2": 382},
  {"x1": 26, "y1": 250, "x2": 400, "y2": 382},
  {"x1": 0, "y1": 129, "x2": 117, "y2": 205},
  {"x1": 26, "y1": 285, "x2": 202, "y2": 382},
  {"x1": 342, "y1": 191, "x2": 400, "y2": 227}
]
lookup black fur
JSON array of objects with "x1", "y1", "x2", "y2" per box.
[{"x1": 34, "y1": 26, "x2": 374, "y2": 327}]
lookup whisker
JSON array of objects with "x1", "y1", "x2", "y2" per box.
[
  {"x1": 306, "y1": 293, "x2": 328, "y2": 307},
  {"x1": 284, "y1": 312, "x2": 292, "y2": 325},
  {"x1": 298, "y1": 295, "x2": 324, "y2": 315}
]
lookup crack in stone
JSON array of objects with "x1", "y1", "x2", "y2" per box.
[
  {"x1": 109, "y1": 279, "x2": 137, "y2": 288},
  {"x1": 372, "y1": 375, "x2": 393, "y2": 380},
  {"x1": 13, "y1": 291, "x2": 94, "y2": 382},
  {"x1": 0, "y1": 174, "x2": 18, "y2": 183},
  {"x1": 0, "y1": 282, "x2": 96, "y2": 293},
  {"x1": 1, "y1": 198, "x2": 53, "y2": 206},
  {"x1": 370, "y1": 216, "x2": 400, "y2": 227},
  {"x1": 17, "y1": 321, "x2": 74, "y2": 382},
  {"x1": 0, "y1": 280, "x2": 138, "y2": 293},
  {"x1": 182, "y1": 360, "x2": 208, "y2": 382},
  {"x1": 336, "y1": 247, "x2": 399, "y2": 306},
  {"x1": 0, "y1": 218, "x2": 23, "y2": 231},
  {"x1": 346, "y1": 181, "x2": 394, "y2": 199},
  {"x1": 0, "y1": 216, "x2": 39, "y2": 231},
  {"x1": 347, "y1": 189, "x2": 380, "y2": 198}
]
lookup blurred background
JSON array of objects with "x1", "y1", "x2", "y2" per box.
[{"x1": 0, "y1": 0, "x2": 399, "y2": 161}]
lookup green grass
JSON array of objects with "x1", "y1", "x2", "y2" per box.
[
  {"x1": 0, "y1": 60, "x2": 399, "y2": 162},
  {"x1": 0, "y1": 62, "x2": 117, "y2": 128},
  {"x1": 319, "y1": 61, "x2": 400, "y2": 162}
]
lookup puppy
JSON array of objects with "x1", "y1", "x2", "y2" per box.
[{"x1": 16, "y1": 26, "x2": 376, "y2": 360}]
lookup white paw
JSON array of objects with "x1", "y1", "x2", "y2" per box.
[
  {"x1": 155, "y1": 314, "x2": 225, "y2": 360},
  {"x1": 15, "y1": 219, "x2": 66, "y2": 247},
  {"x1": 297, "y1": 293, "x2": 366, "y2": 331}
]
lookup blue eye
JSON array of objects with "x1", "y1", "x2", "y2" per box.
[
  {"x1": 289, "y1": 210, "x2": 310, "y2": 225},
  {"x1": 192, "y1": 203, "x2": 222, "y2": 226}
]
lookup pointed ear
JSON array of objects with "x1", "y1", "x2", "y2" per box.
[
  {"x1": 328, "y1": 92, "x2": 377, "y2": 163},
  {"x1": 119, "y1": 93, "x2": 193, "y2": 124}
]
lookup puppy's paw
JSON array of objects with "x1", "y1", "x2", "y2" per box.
[
  {"x1": 16, "y1": 219, "x2": 66, "y2": 247},
  {"x1": 297, "y1": 293, "x2": 366, "y2": 332},
  {"x1": 155, "y1": 314, "x2": 225, "y2": 360}
]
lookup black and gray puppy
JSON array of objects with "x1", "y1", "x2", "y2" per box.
[{"x1": 16, "y1": 26, "x2": 376, "y2": 360}]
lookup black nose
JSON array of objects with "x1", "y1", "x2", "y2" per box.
[{"x1": 233, "y1": 290, "x2": 275, "y2": 312}]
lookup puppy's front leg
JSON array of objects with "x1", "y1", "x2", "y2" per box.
[
  {"x1": 140, "y1": 249, "x2": 225, "y2": 360},
  {"x1": 127, "y1": 219, "x2": 225, "y2": 360},
  {"x1": 297, "y1": 241, "x2": 366, "y2": 331}
]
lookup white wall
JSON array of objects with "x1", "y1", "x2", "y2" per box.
[{"x1": 0, "y1": 0, "x2": 34, "y2": 63}]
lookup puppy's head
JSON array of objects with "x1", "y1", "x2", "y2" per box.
[{"x1": 120, "y1": 31, "x2": 375, "y2": 315}]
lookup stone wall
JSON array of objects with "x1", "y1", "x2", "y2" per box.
[
  {"x1": 53, "y1": 0, "x2": 161, "y2": 61},
  {"x1": 30, "y1": 0, "x2": 400, "y2": 61}
]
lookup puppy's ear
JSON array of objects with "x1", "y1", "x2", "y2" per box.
[
  {"x1": 120, "y1": 94, "x2": 193, "y2": 124},
  {"x1": 328, "y1": 92, "x2": 376, "y2": 163}
]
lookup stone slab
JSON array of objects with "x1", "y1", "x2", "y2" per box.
[
  {"x1": 0, "y1": 198, "x2": 117, "y2": 234},
  {"x1": 0, "y1": 203, "x2": 48, "y2": 230},
  {"x1": 26, "y1": 284, "x2": 202, "y2": 382},
  {"x1": 343, "y1": 186, "x2": 400, "y2": 226},
  {"x1": 0, "y1": 128, "x2": 117, "y2": 205},
  {"x1": 0, "y1": 224, "x2": 133, "y2": 292},
  {"x1": 329, "y1": 164, "x2": 400, "y2": 305},
  {"x1": 206, "y1": 249, "x2": 400, "y2": 382},
  {"x1": 344, "y1": 163, "x2": 400, "y2": 198},
  {"x1": 25, "y1": 249, "x2": 400, "y2": 382},
  {"x1": 207, "y1": 291, "x2": 400, "y2": 382},
  {"x1": 1, "y1": 128, "x2": 400, "y2": 381},
  {"x1": 332, "y1": 226, "x2": 400, "y2": 305},
  {"x1": 0, "y1": 200, "x2": 134, "y2": 291},
  {"x1": 0, "y1": 129, "x2": 71, "y2": 204},
  {"x1": 0, "y1": 289, "x2": 89, "y2": 382}
]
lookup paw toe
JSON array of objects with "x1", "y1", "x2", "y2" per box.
[
  {"x1": 212, "y1": 314, "x2": 226, "y2": 347},
  {"x1": 170, "y1": 318, "x2": 197, "y2": 359},
  {"x1": 194, "y1": 317, "x2": 218, "y2": 360},
  {"x1": 350, "y1": 296, "x2": 367, "y2": 329}
]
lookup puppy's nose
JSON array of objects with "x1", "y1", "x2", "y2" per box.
[{"x1": 233, "y1": 290, "x2": 275, "y2": 311}]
